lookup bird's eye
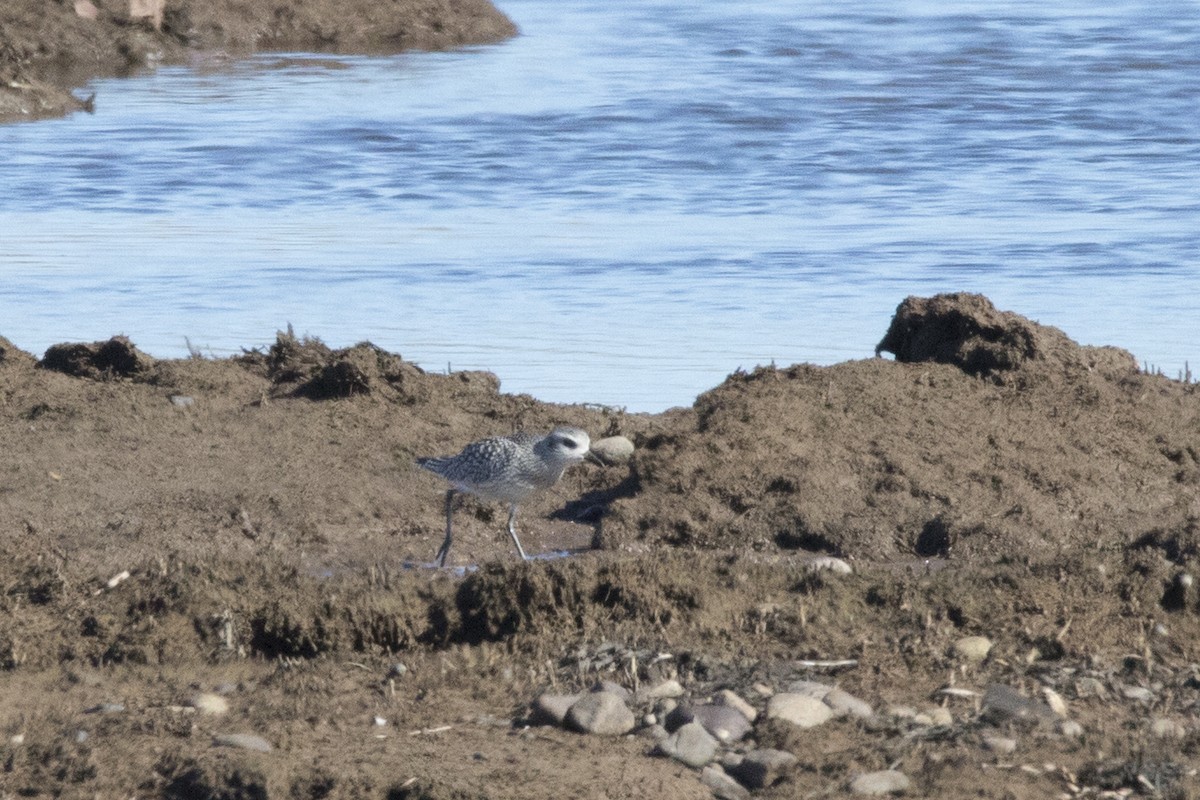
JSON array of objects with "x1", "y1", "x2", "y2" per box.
[{"x1": 560, "y1": 438, "x2": 577, "y2": 449}]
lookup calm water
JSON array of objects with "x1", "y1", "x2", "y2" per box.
[{"x1": 1, "y1": 0, "x2": 1198, "y2": 411}]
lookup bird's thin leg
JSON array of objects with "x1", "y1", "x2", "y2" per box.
[
  {"x1": 435, "y1": 489, "x2": 456, "y2": 567},
  {"x1": 506, "y1": 504, "x2": 529, "y2": 561}
]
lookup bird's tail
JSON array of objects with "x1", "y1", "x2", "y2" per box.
[{"x1": 416, "y1": 456, "x2": 451, "y2": 476}]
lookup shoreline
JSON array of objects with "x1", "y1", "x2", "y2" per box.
[{"x1": 0, "y1": 0, "x2": 517, "y2": 123}]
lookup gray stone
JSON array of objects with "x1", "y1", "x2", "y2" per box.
[
  {"x1": 728, "y1": 748, "x2": 797, "y2": 790},
  {"x1": 214, "y1": 733, "x2": 273, "y2": 752},
  {"x1": 981, "y1": 684, "x2": 1058, "y2": 726},
  {"x1": 654, "y1": 721, "x2": 719, "y2": 768},
  {"x1": 766, "y1": 693, "x2": 834, "y2": 728},
  {"x1": 953, "y1": 636, "x2": 992, "y2": 662},
  {"x1": 691, "y1": 703, "x2": 752, "y2": 743},
  {"x1": 638, "y1": 678, "x2": 684, "y2": 701},
  {"x1": 591, "y1": 436, "x2": 635, "y2": 465},
  {"x1": 701, "y1": 765, "x2": 751, "y2": 800},
  {"x1": 713, "y1": 689, "x2": 758, "y2": 722},
  {"x1": 189, "y1": 693, "x2": 229, "y2": 715},
  {"x1": 565, "y1": 692, "x2": 635, "y2": 736},
  {"x1": 849, "y1": 770, "x2": 910, "y2": 795},
  {"x1": 531, "y1": 693, "x2": 582, "y2": 727},
  {"x1": 808, "y1": 556, "x2": 853, "y2": 574},
  {"x1": 822, "y1": 687, "x2": 873, "y2": 719},
  {"x1": 981, "y1": 734, "x2": 1017, "y2": 754}
]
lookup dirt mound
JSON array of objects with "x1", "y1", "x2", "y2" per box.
[
  {"x1": 0, "y1": 335, "x2": 37, "y2": 368},
  {"x1": 39, "y1": 335, "x2": 156, "y2": 379},
  {"x1": 602, "y1": 296, "x2": 1197, "y2": 565},
  {"x1": 0, "y1": 0, "x2": 517, "y2": 121},
  {"x1": 876, "y1": 292, "x2": 1137, "y2": 380},
  {"x1": 2, "y1": 296, "x2": 1200, "y2": 798}
]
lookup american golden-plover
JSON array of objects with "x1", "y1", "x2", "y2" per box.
[{"x1": 417, "y1": 427, "x2": 592, "y2": 566}]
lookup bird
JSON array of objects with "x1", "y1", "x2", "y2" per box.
[{"x1": 416, "y1": 426, "x2": 592, "y2": 566}]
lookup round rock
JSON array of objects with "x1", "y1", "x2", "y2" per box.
[
  {"x1": 691, "y1": 703, "x2": 752, "y2": 743},
  {"x1": 590, "y1": 436, "x2": 635, "y2": 465},
  {"x1": 565, "y1": 692, "x2": 635, "y2": 736},
  {"x1": 822, "y1": 687, "x2": 873, "y2": 719},
  {"x1": 189, "y1": 693, "x2": 229, "y2": 716},
  {"x1": 654, "y1": 721, "x2": 719, "y2": 768},
  {"x1": 953, "y1": 636, "x2": 993, "y2": 662},
  {"x1": 531, "y1": 693, "x2": 582, "y2": 727},
  {"x1": 766, "y1": 693, "x2": 834, "y2": 728},
  {"x1": 849, "y1": 770, "x2": 910, "y2": 795}
]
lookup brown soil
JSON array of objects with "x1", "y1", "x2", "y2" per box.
[
  {"x1": 2, "y1": 294, "x2": 1200, "y2": 799},
  {"x1": 0, "y1": 0, "x2": 517, "y2": 121}
]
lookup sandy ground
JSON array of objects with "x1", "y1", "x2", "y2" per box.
[
  {"x1": 0, "y1": 0, "x2": 517, "y2": 121},
  {"x1": 2, "y1": 294, "x2": 1199, "y2": 798}
]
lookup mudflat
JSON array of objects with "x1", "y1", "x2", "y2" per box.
[
  {"x1": 0, "y1": 0, "x2": 517, "y2": 121},
  {"x1": 2, "y1": 294, "x2": 1198, "y2": 798}
]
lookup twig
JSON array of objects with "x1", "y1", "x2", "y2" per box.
[
  {"x1": 794, "y1": 658, "x2": 858, "y2": 670},
  {"x1": 408, "y1": 725, "x2": 452, "y2": 736}
]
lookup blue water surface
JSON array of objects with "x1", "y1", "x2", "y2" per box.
[{"x1": 1, "y1": 0, "x2": 1198, "y2": 410}]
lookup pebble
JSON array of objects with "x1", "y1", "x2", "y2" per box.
[
  {"x1": 1042, "y1": 688, "x2": 1068, "y2": 717},
  {"x1": 822, "y1": 687, "x2": 873, "y2": 719},
  {"x1": 809, "y1": 556, "x2": 853, "y2": 574},
  {"x1": 923, "y1": 707, "x2": 953, "y2": 726},
  {"x1": 981, "y1": 684, "x2": 1058, "y2": 726},
  {"x1": 388, "y1": 662, "x2": 408, "y2": 678},
  {"x1": 690, "y1": 703, "x2": 752, "y2": 743},
  {"x1": 713, "y1": 689, "x2": 758, "y2": 722},
  {"x1": 590, "y1": 436, "x2": 635, "y2": 465},
  {"x1": 531, "y1": 693, "x2": 582, "y2": 727},
  {"x1": 168, "y1": 394, "x2": 195, "y2": 407},
  {"x1": 766, "y1": 693, "x2": 834, "y2": 728},
  {"x1": 1119, "y1": 684, "x2": 1155, "y2": 703},
  {"x1": 701, "y1": 765, "x2": 751, "y2": 800},
  {"x1": 565, "y1": 692, "x2": 635, "y2": 736},
  {"x1": 953, "y1": 636, "x2": 993, "y2": 662},
  {"x1": 1150, "y1": 717, "x2": 1187, "y2": 739},
  {"x1": 189, "y1": 693, "x2": 229, "y2": 715},
  {"x1": 849, "y1": 770, "x2": 910, "y2": 795},
  {"x1": 214, "y1": 733, "x2": 273, "y2": 752},
  {"x1": 982, "y1": 734, "x2": 1017, "y2": 754},
  {"x1": 1058, "y1": 719, "x2": 1084, "y2": 738},
  {"x1": 653, "y1": 721, "x2": 719, "y2": 768},
  {"x1": 638, "y1": 679, "x2": 684, "y2": 701},
  {"x1": 728, "y1": 748, "x2": 798, "y2": 790}
]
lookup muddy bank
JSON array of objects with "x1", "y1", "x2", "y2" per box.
[
  {"x1": 0, "y1": 0, "x2": 517, "y2": 121},
  {"x1": 2, "y1": 294, "x2": 1200, "y2": 798}
]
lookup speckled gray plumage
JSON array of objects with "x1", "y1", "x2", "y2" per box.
[{"x1": 417, "y1": 426, "x2": 592, "y2": 565}]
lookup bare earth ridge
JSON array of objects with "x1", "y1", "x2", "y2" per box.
[
  {"x1": 2, "y1": 293, "x2": 1199, "y2": 798},
  {"x1": 0, "y1": 0, "x2": 518, "y2": 121}
]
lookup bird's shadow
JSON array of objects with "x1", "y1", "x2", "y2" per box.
[{"x1": 552, "y1": 470, "x2": 639, "y2": 526}]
